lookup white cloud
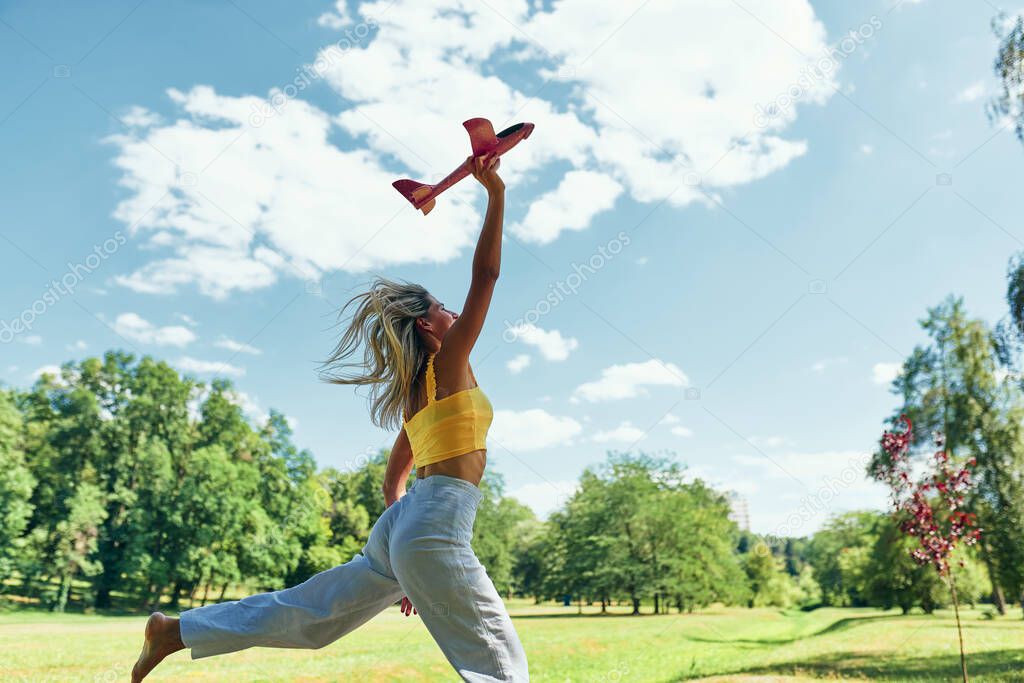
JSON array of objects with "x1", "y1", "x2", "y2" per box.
[
  {"x1": 113, "y1": 241, "x2": 283, "y2": 300},
  {"x1": 506, "y1": 323, "x2": 579, "y2": 361},
  {"x1": 122, "y1": 105, "x2": 161, "y2": 128},
  {"x1": 113, "y1": 313, "x2": 197, "y2": 347},
  {"x1": 215, "y1": 337, "x2": 261, "y2": 355},
  {"x1": 671, "y1": 425, "x2": 694, "y2": 438},
  {"x1": 521, "y1": 0, "x2": 828, "y2": 191},
  {"x1": 507, "y1": 480, "x2": 579, "y2": 520},
  {"x1": 859, "y1": 144, "x2": 873, "y2": 156},
  {"x1": 108, "y1": 0, "x2": 835, "y2": 299},
  {"x1": 67, "y1": 340, "x2": 88, "y2": 352},
  {"x1": 228, "y1": 389, "x2": 268, "y2": 424},
  {"x1": 510, "y1": 170, "x2": 623, "y2": 244},
  {"x1": 176, "y1": 356, "x2": 245, "y2": 377},
  {"x1": 506, "y1": 354, "x2": 531, "y2": 374},
  {"x1": 573, "y1": 359, "x2": 687, "y2": 402},
  {"x1": 106, "y1": 86, "x2": 481, "y2": 300},
  {"x1": 316, "y1": 1, "x2": 349, "y2": 29},
  {"x1": 662, "y1": 413, "x2": 680, "y2": 424},
  {"x1": 488, "y1": 408, "x2": 583, "y2": 451},
  {"x1": 955, "y1": 81, "x2": 986, "y2": 103},
  {"x1": 20, "y1": 335, "x2": 42, "y2": 346},
  {"x1": 872, "y1": 362, "x2": 901, "y2": 385},
  {"x1": 593, "y1": 420, "x2": 646, "y2": 443}
]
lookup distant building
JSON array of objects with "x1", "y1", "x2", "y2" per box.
[{"x1": 726, "y1": 491, "x2": 750, "y2": 531}]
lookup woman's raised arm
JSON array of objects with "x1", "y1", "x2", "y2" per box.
[{"x1": 438, "y1": 154, "x2": 504, "y2": 366}]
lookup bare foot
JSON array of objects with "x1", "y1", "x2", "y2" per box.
[{"x1": 131, "y1": 612, "x2": 184, "y2": 682}]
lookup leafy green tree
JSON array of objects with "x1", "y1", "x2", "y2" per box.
[
  {"x1": 537, "y1": 452, "x2": 746, "y2": 614},
  {"x1": 663, "y1": 480, "x2": 749, "y2": 612},
  {"x1": 794, "y1": 564, "x2": 822, "y2": 607},
  {"x1": 743, "y1": 542, "x2": 799, "y2": 608},
  {"x1": 24, "y1": 475, "x2": 107, "y2": 612},
  {"x1": 879, "y1": 296, "x2": 1024, "y2": 614},
  {"x1": 509, "y1": 516, "x2": 548, "y2": 600},
  {"x1": 807, "y1": 511, "x2": 881, "y2": 606},
  {"x1": 93, "y1": 354, "x2": 196, "y2": 607},
  {"x1": 472, "y1": 471, "x2": 536, "y2": 596},
  {"x1": 536, "y1": 471, "x2": 615, "y2": 611},
  {"x1": 262, "y1": 410, "x2": 315, "y2": 483},
  {"x1": 0, "y1": 389, "x2": 34, "y2": 584},
  {"x1": 865, "y1": 517, "x2": 947, "y2": 614},
  {"x1": 989, "y1": 13, "x2": 1024, "y2": 143}
]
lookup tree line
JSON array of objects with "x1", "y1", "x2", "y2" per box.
[
  {"x1": 4, "y1": 247, "x2": 1024, "y2": 615},
  {"x1": 0, "y1": 352, "x2": 539, "y2": 613}
]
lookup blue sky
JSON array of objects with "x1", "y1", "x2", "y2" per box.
[{"x1": 2, "y1": 0, "x2": 1021, "y2": 534}]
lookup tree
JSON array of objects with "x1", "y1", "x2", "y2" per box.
[
  {"x1": 876, "y1": 296, "x2": 1024, "y2": 615},
  {"x1": 989, "y1": 12, "x2": 1024, "y2": 143},
  {"x1": 865, "y1": 517, "x2": 947, "y2": 614},
  {"x1": 807, "y1": 511, "x2": 881, "y2": 606},
  {"x1": 472, "y1": 471, "x2": 536, "y2": 597},
  {"x1": 663, "y1": 480, "x2": 749, "y2": 612},
  {"x1": 742, "y1": 542, "x2": 801, "y2": 608},
  {"x1": 510, "y1": 516, "x2": 548, "y2": 600},
  {"x1": 536, "y1": 452, "x2": 746, "y2": 614},
  {"x1": 0, "y1": 389, "x2": 34, "y2": 585}
]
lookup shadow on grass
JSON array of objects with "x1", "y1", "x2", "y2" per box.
[
  {"x1": 686, "y1": 612, "x2": 906, "y2": 645},
  {"x1": 710, "y1": 648, "x2": 1024, "y2": 681}
]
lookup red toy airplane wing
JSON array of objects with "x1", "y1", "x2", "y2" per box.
[
  {"x1": 391, "y1": 117, "x2": 533, "y2": 216},
  {"x1": 464, "y1": 118, "x2": 499, "y2": 157}
]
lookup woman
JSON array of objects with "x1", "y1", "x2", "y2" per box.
[{"x1": 131, "y1": 153, "x2": 529, "y2": 682}]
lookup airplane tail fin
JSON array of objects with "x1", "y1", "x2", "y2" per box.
[{"x1": 392, "y1": 179, "x2": 437, "y2": 215}]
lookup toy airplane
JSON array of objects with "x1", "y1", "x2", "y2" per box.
[{"x1": 392, "y1": 117, "x2": 534, "y2": 215}]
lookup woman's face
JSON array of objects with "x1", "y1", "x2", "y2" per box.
[{"x1": 418, "y1": 295, "x2": 459, "y2": 344}]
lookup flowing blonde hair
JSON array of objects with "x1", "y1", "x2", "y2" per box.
[{"x1": 319, "y1": 276, "x2": 433, "y2": 430}]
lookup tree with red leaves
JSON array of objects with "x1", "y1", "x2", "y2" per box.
[{"x1": 876, "y1": 414, "x2": 981, "y2": 683}]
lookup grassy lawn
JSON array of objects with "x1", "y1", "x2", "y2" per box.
[{"x1": 0, "y1": 601, "x2": 1022, "y2": 681}]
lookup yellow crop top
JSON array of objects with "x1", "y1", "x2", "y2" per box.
[{"x1": 403, "y1": 353, "x2": 494, "y2": 468}]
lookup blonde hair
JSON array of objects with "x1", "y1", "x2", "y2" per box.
[{"x1": 320, "y1": 276, "x2": 433, "y2": 430}]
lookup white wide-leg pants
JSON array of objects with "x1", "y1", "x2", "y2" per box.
[{"x1": 179, "y1": 474, "x2": 529, "y2": 682}]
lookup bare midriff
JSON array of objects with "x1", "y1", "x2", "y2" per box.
[{"x1": 417, "y1": 449, "x2": 486, "y2": 486}]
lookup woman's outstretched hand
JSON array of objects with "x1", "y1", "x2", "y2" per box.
[
  {"x1": 469, "y1": 153, "x2": 504, "y2": 195},
  {"x1": 400, "y1": 596, "x2": 417, "y2": 617}
]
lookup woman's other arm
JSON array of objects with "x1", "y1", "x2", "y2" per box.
[{"x1": 382, "y1": 428, "x2": 414, "y2": 507}]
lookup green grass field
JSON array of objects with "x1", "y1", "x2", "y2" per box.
[{"x1": 1, "y1": 601, "x2": 1022, "y2": 682}]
